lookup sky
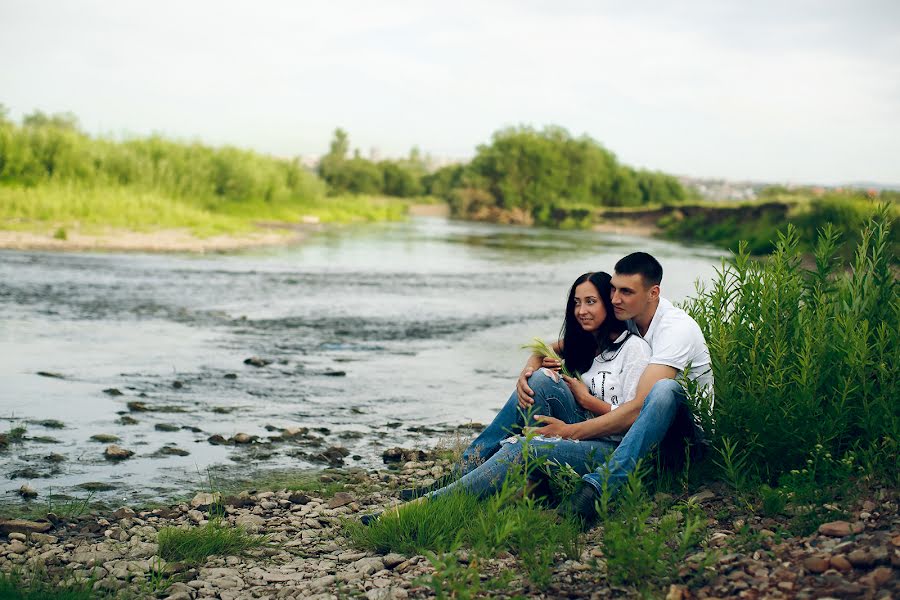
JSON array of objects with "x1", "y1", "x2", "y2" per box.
[{"x1": 1, "y1": 0, "x2": 898, "y2": 185}]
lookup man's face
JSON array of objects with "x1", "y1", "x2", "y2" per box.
[{"x1": 610, "y1": 272, "x2": 657, "y2": 321}]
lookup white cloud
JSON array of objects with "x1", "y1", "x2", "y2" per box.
[{"x1": 0, "y1": 0, "x2": 897, "y2": 183}]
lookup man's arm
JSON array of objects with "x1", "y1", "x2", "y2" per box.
[
  {"x1": 532, "y1": 363, "x2": 677, "y2": 439},
  {"x1": 516, "y1": 340, "x2": 563, "y2": 408}
]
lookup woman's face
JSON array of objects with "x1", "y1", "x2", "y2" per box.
[{"x1": 573, "y1": 280, "x2": 606, "y2": 333}]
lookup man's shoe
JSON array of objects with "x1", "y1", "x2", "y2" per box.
[
  {"x1": 399, "y1": 475, "x2": 455, "y2": 501},
  {"x1": 360, "y1": 511, "x2": 382, "y2": 526},
  {"x1": 558, "y1": 482, "x2": 601, "y2": 528}
]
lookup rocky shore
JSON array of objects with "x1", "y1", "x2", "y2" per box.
[{"x1": 0, "y1": 451, "x2": 897, "y2": 599}]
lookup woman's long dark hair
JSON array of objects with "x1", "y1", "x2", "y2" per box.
[{"x1": 559, "y1": 271, "x2": 628, "y2": 374}]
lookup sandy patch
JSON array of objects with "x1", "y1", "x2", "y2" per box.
[
  {"x1": 408, "y1": 203, "x2": 450, "y2": 218},
  {"x1": 0, "y1": 228, "x2": 304, "y2": 253},
  {"x1": 591, "y1": 220, "x2": 660, "y2": 238}
]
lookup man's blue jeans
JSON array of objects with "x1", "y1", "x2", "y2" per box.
[{"x1": 432, "y1": 372, "x2": 699, "y2": 500}]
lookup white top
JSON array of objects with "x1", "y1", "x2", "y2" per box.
[
  {"x1": 626, "y1": 297, "x2": 714, "y2": 397},
  {"x1": 580, "y1": 331, "x2": 651, "y2": 440}
]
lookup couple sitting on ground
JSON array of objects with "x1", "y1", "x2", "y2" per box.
[{"x1": 365, "y1": 251, "x2": 713, "y2": 526}]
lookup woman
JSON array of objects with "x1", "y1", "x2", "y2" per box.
[{"x1": 365, "y1": 271, "x2": 650, "y2": 521}]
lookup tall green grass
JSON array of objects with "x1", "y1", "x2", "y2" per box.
[
  {"x1": 684, "y1": 205, "x2": 898, "y2": 485},
  {"x1": 0, "y1": 114, "x2": 411, "y2": 233}
]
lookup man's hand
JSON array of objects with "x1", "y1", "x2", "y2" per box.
[
  {"x1": 541, "y1": 356, "x2": 561, "y2": 370},
  {"x1": 527, "y1": 415, "x2": 576, "y2": 439},
  {"x1": 516, "y1": 368, "x2": 535, "y2": 409}
]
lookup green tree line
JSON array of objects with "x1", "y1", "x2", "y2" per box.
[{"x1": 318, "y1": 125, "x2": 688, "y2": 225}]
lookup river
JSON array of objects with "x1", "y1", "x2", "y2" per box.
[{"x1": 0, "y1": 217, "x2": 726, "y2": 506}]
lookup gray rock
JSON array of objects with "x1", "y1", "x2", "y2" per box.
[
  {"x1": 104, "y1": 445, "x2": 134, "y2": 460},
  {"x1": 383, "y1": 553, "x2": 406, "y2": 569},
  {"x1": 689, "y1": 489, "x2": 716, "y2": 503},
  {"x1": 327, "y1": 492, "x2": 354, "y2": 509},
  {"x1": 191, "y1": 492, "x2": 221, "y2": 509},
  {"x1": 235, "y1": 514, "x2": 266, "y2": 532},
  {"x1": 351, "y1": 556, "x2": 385, "y2": 575},
  {"x1": 17, "y1": 485, "x2": 37, "y2": 499},
  {"x1": 0, "y1": 519, "x2": 52, "y2": 535}
]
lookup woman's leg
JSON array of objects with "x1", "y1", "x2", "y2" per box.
[
  {"x1": 458, "y1": 369, "x2": 585, "y2": 475},
  {"x1": 433, "y1": 436, "x2": 618, "y2": 500}
]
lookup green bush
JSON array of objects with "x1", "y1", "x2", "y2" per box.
[{"x1": 684, "y1": 206, "x2": 898, "y2": 485}]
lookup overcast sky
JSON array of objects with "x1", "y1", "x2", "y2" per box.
[{"x1": 1, "y1": 1, "x2": 898, "y2": 185}]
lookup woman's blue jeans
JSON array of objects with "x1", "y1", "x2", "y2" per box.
[{"x1": 432, "y1": 372, "x2": 700, "y2": 500}]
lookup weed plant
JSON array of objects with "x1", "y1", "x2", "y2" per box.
[
  {"x1": 157, "y1": 520, "x2": 265, "y2": 565},
  {"x1": 599, "y1": 466, "x2": 712, "y2": 592},
  {"x1": 0, "y1": 568, "x2": 94, "y2": 600},
  {"x1": 683, "y1": 207, "x2": 898, "y2": 488}
]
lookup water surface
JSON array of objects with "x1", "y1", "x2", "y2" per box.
[{"x1": 0, "y1": 218, "x2": 726, "y2": 504}]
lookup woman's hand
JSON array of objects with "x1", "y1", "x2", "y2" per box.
[
  {"x1": 560, "y1": 374, "x2": 590, "y2": 406},
  {"x1": 561, "y1": 374, "x2": 610, "y2": 415}
]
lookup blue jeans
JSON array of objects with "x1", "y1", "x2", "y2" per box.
[
  {"x1": 434, "y1": 377, "x2": 700, "y2": 500},
  {"x1": 457, "y1": 369, "x2": 591, "y2": 475}
]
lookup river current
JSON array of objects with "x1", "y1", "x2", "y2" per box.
[{"x1": 0, "y1": 218, "x2": 726, "y2": 505}]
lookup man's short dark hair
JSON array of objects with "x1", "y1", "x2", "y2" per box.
[{"x1": 615, "y1": 252, "x2": 663, "y2": 286}]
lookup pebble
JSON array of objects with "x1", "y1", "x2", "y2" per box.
[
  {"x1": 846, "y1": 549, "x2": 874, "y2": 568},
  {"x1": 829, "y1": 554, "x2": 852, "y2": 572},
  {"x1": 803, "y1": 556, "x2": 830, "y2": 573},
  {"x1": 818, "y1": 520, "x2": 864, "y2": 537}
]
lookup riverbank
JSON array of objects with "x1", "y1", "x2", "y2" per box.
[
  {"x1": 0, "y1": 196, "x2": 436, "y2": 253},
  {"x1": 1, "y1": 449, "x2": 896, "y2": 599},
  {"x1": 0, "y1": 228, "x2": 304, "y2": 253}
]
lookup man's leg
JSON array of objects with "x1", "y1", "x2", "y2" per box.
[{"x1": 573, "y1": 379, "x2": 687, "y2": 518}]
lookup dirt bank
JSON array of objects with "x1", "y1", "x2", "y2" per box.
[{"x1": 0, "y1": 228, "x2": 305, "y2": 254}]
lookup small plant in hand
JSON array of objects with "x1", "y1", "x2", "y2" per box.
[{"x1": 522, "y1": 337, "x2": 580, "y2": 378}]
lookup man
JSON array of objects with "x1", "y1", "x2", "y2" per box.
[{"x1": 531, "y1": 251, "x2": 713, "y2": 521}]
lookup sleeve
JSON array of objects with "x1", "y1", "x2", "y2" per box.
[
  {"x1": 611, "y1": 336, "x2": 651, "y2": 410},
  {"x1": 648, "y1": 321, "x2": 700, "y2": 370}
]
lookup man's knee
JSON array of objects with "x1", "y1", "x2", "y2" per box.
[{"x1": 643, "y1": 379, "x2": 684, "y2": 414}]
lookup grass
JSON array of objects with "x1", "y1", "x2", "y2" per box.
[
  {"x1": 0, "y1": 569, "x2": 94, "y2": 600},
  {"x1": 0, "y1": 182, "x2": 412, "y2": 237},
  {"x1": 347, "y1": 432, "x2": 582, "y2": 589},
  {"x1": 157, "y1": 519, "x2": 265, "y2": 565}
]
